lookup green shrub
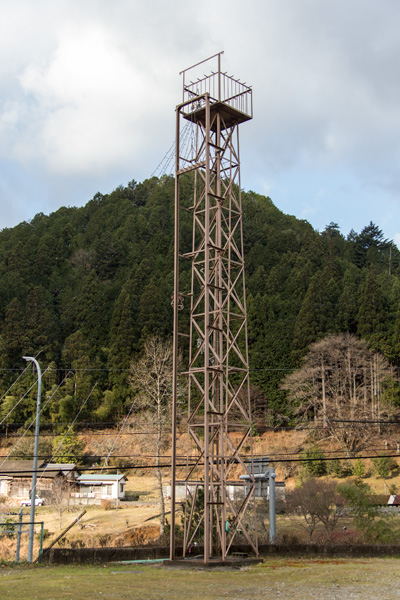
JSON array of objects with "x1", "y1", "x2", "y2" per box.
[
  {"x1": 352, "y1": 458, "x2": 366, "y2": 479},
  {"x1": 301, "y1": 445, "x2": 326, "y2": 477},
  {"x1": 372, "y1": 455, "x2": 398, "y2": 479},
  {"x1": 36, "y1": 528, "x2": 50, "y2": 542},
  {"x1": 326, "y1": 458, "x2": 343, "y2": 477},
  {"x1": 337, "y1": 480, "x2": 400, "y2": 543},
  {"x1": 0, "y1": 518, "x2": 16, "y2": 538}
]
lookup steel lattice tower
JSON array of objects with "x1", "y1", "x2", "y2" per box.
[{"x1": 170, "y1": 53, "x2": 257, "y2": 564}]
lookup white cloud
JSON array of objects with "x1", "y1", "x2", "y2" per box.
[
  {"x1": 14, "y1": 21, "x2": 178, "y2": 175},
  {"x1": 1, "y1": 0, "x2": 400, "y2": 236},
  {"x1": 0, "y1": 1, "x2": 214, "y2": 181}
]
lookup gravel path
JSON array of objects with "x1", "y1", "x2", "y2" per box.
[{"x1": 247, "y1": 558, "x2": 400, "y2": 600}]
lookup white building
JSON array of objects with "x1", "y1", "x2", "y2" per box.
[{"x1": 76, "y1": 474, "x2": 127, "y2": 501}]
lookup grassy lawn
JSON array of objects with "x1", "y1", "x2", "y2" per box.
[{"x1": 0, "y1": 558, "x2": 400, "y2": 600}]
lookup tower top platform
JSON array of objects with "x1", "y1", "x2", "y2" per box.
[{"x1": 179, "y1": 52, "x2": 253, "y2": 129}]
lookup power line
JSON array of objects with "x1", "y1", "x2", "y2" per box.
[
  {"x1": 1, "y1": 449, "x2": 399, "y2": 467},
  {"x1": 0, "y1": 364, "x2": 30, "y2": 405},
  {"x1": 1, "y1": 451, "x2": 400, "y2": 475},
  {"x1": 1, "y1": 417, "x2": 400, "y2": 437},
  {"x1": 0, "y1": 370, "x2": 73, "y2": 467},
  {"x1": 2, "y1": 365, "x2": 400, "y2": 372},
  {"x1": 0, "y1": 430, "x2": 159, "y2": 438},
  {"x1": 1, "y1": 423, "x2": 400, "y2": 440},
  {"x1": 101, "y1": 398, "x2": 136, "y2": 471},
  {"x1": 0, "y1": 366, "x2": 51, "y2": 428},
  {"x1": 37, "y1": 383, "x2": 98, "y2": 484}
]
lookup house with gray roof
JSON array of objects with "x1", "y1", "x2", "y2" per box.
[
  {"x1": 0, "y1": 460, "x2": 80, "y2": 502},
  {"x1": 75, "y1": 473, "x2": 127, "y2": 502}
]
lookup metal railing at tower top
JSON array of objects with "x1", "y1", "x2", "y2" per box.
[{"x1": 179, "y1": 52, "x2": 253, "y2": 119}]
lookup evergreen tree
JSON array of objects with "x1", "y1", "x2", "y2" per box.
[
  {"x1": 337, "y1": 266, "x2": 359, "y2": 333},
  {"x1": 292, "y1": 269, "x2": 339, "y2": 359},
  {"x1": 351, "y1": 222, "x2": 391, "y2": 269},
  {"x1": 357, "y1": 265, "x2": 385, "y2": 338},
  {"x1": 0, "y1": 176, "x2": 399, "y2": 425}
]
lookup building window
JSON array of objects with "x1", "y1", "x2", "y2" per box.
[{"x1": 103, "y1": 484, "x2": 112, "y2": 496}]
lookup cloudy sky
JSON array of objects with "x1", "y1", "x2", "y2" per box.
[{"x1": 1, "y1": 0, "x2": 400, "y2": 244}]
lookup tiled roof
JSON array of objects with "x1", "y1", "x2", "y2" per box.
[
  {"x1": 39, "y1": 463, "x2": 80, "y2": 476},
  {"x1": 0, "y1": 460, "x2": 63, "y2": 478}
]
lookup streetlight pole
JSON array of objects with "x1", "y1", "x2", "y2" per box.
[{"x1": 23, "y1": 356, "x2": 42, "y2": 563}]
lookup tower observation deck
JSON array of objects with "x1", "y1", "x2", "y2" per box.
[
  {"x1": 170, "y1": 52, "x2": 257, "y2": 564},
  {"x1": 180, "y1": 55, "x2": 252, "y2": 131}
]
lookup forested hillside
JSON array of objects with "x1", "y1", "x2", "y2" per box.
[{"x1": 1, "y1": 175, "x2": 400, "y2": 427}]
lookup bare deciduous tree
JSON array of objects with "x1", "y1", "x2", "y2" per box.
[
  {"x1": 286, "y1": 478, "x2": 321, "y2": 541},
  {"x1": 312, "y1": 480, "x2": 343, "y2": 541},
  {"x1": 282, "y1": 334, "x2": 396, "y2": 453},
  {"x1": 287, "y1": 478, "x2": 342, "y2": 542},
  {"x1": 51, "y1": 476, "x2": 72, "y2": 530},
  {"x1": 129, "y1": 336, "x2": 173, "y2": 536}
]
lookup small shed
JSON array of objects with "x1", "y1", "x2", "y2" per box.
[
  {"x1": 76, "y1": 473, "x2": 127, "y2": 502},
  {"x1": 387, "y1": 494, "x2": 400, "y2": 506},
  {"x1": 370, "y1": 494, "x2": 400, "y2": 514}
]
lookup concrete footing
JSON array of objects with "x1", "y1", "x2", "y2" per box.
[{"x1": 163, "y1": 555, "x2": 262, "y2": 569}]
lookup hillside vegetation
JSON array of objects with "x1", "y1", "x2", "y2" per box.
[{"x1": 1, "y1": 175, "x2": 400, "y2": 428}]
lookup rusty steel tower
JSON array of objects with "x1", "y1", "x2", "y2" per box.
[{"x1": 170, "y1": 52, "x2": 257, "y2": 563}]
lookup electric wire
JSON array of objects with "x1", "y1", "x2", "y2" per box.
[
  {"x1": 37, "y1": 382, "x2": 98, "y2": 483},
  {"x1": 0, "y1": 364, "x2": 30, "y2": 408},
  {"x1": 1, "y1": 417, "x2": 400, "y2": 435},
  {"x1": 1, "y1": 422, "x2": 400, "y2": 439},
  {"x1": 2, "y1": 451, "x2": 400, "y2": 475},
  {"x1": 0, "y1": 369, "x2": 72, "y2": 468},
  {"x1": 0, "y1": 366, "x2": 51, "y2": 428},
  {"x1": 3, "y1": 447, "x2": 399, "y2": 462},
  {"x1": 100, "y1": 398, "x2": 137, "y2": 471},
  {"x1": 2, "y1": 364, "x2": 400, "y2": 372},
  {"x1": 151, "y1": 121, "x2": 192, "y2": 178}
]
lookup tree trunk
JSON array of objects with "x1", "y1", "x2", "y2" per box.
[
  {"x1": 156, "y1": 463, "x2": 165, "y2": 535},
  {"x1": 321, "y1": 359, "x2": 327, "y2": 428},
  {"x1": 156, "y1": 380, "x2": 165, "y2": 535}
]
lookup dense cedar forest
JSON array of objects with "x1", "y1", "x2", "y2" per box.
[{"x1": 1, "y1": 174, "x2": 400, "y2": 428}]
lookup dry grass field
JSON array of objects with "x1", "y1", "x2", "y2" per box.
[{"x1": 0, "y1": 558, "x2": 400, "y2": 600}]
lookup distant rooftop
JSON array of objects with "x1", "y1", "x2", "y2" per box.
[
  {"x1": 0, "y1": 460, "x2": 73, "y2": 479},
  {"x1": 77, "y1": 474, "x2": 126, "y2": 482}
]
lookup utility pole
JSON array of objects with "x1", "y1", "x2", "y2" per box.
[
  {"x1": 269, "y1": 467, "x2": 276, "y2": 544},
  {"x1": 23, "y1": 356, "x2": 42, "y2": 563},
  {"x1": 15, "y1": 509, "x2": 23, "y2": 562}
]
